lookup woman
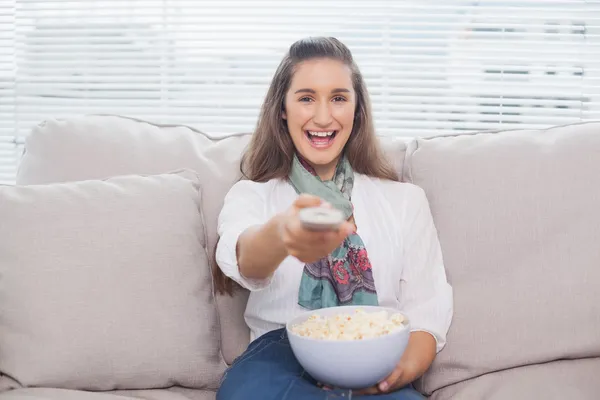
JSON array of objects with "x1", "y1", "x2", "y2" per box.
[{"x1": 214, "y1": 37, "x2": 453, "y2": 399}]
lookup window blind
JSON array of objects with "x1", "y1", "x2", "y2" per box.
[{"x1": 1, "y1": 0, "x2": 599, "y2": 184}]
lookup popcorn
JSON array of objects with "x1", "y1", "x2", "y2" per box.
[{"x1": 290, "y1": 308, "x2": 405, "y2": 340}]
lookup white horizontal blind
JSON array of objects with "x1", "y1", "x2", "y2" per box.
[
  {"x1": 1, "y1": 0, "x2": 599, "y2": 184},
  {"x1": 0, "y1": 1, "x2": 17, "y2": 184}
]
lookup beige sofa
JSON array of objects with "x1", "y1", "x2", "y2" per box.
[{"x1": 1, "y1": 115, "x2": 599, "y2": 400}]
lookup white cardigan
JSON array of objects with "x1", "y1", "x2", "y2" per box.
[{"x1": 216, "y1": 174, "x2": 453, "y2": 353}]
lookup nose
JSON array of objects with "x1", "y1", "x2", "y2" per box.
[{"x1": 313, "y1": 101, "x2": 333, "y2": 127}]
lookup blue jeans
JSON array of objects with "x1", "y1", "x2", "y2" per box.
[{"x1": 217, "y1": 328, "x2": 425, "y2": 400}]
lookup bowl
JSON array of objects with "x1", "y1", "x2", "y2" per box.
[{"x1": 286, "y1": 305, "x2": 410, "y2": 390}]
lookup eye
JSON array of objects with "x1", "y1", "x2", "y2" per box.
[
  {"x1": 299, "y1": 96, "x2": 313, "y2": 103},
  {"x1": 332, "y1": 96, "x2": 347, "y2": 102}
]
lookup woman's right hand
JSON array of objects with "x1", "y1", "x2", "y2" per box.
[{"x1": 278, "y1": 194, "x2": 355, "y2": 264}]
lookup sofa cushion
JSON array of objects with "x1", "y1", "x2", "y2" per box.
[
  {"x1": 17, "y1": 115, "x2": 252, "y2": 365},
  {"x1": 0, "y1": 388, "x2": 137, "y2": 400},
  {"x1": 0, "y1": 375, "x2": 19, "y2": 392},
  {"x1": 0, "y1": 171, "x2": 223, "y2": 390},
  {"x1": 16, "y1": 114, "x2": 410, "y2": 364},
  {"x1": 0, "y1": 388, "x2": 216, "y2": 400},
  {"x1": 115, "y1": 388, "x2": 216, "y2": 400},
  {"x1": 405, "y1": 122, "x2": 600, "y2": 396},
  {"x1": 430, "y1": 358, "x2": 600, "y2": 400}
]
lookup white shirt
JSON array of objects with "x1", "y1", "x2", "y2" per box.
[{"x1": 216, "y1": 174, "x2": 453, "y2": 353}]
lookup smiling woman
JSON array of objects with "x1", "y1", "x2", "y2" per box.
[
  {"x1": 234, "y1": 37, "x2": 398, "y2": 186},
  {"x1": 213, "y1": 37, "x2": 453, "y2": 400},
  {"x1": 283, "y1": 58, "x2": 356, "y2": 179}
]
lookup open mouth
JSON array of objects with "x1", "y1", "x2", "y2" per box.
[{"x1": 305, "y1": 130, "x2": 338, "y2": 147}]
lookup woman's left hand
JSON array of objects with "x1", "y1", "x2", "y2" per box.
[
  {"x1": 318, "y1": 332, "x2": 436, "y2": 395},
  {"x1": 352, "y1": 359, "x2": 418, "y2": 395}
]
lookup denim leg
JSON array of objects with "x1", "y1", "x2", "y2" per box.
[
  {"x1": 217, "y1": 328, "x2": 425, "y2": 400},
  {"x1": 218, "y1": 329, "x2": 351, "y2": 400}
]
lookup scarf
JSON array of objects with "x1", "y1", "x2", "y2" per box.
[{"x1": 288, "y1": 154, "x2": 379, "y2": 310}]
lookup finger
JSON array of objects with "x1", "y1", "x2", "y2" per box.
[
  {"x1": 282, "y1": 223, "x2": 331, "y2": 262},
  {"x1": 379, "y1": 367, "x2": 404, "y2": 393},
  {"x1": 353, "y1": 386, "x2": 380, "y2": 396},
  {"x1": 338, "y1": 221, "x2": 356, "y2": 236},
  {"x1": 289, "y1": 215, "x2": 353, "y2": 248},
  {"x1": 293, "y1": 194, "x2": 325, "y2": 210},
  {"x1": 286, "y1": 217, "x2": 331, "y2": 245},
  {"x1": 284, "y1": 218, "x2": 353, "y2": 261},
  {"x1": 324, "y1": 222, "x2": 355, "y2": 243}
]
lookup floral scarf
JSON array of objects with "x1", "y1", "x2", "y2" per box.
[{"x1": 288, "y1": 154, "x2": 378, "y2": 310}]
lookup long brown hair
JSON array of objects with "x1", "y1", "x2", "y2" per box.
[{"x1": 213, "y1": 37, "x2": 399, "y2": 295}]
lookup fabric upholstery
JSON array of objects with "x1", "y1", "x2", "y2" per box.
[
  {"x1": 405, "y1": 122, "x2": 600, "y2": 396},
  {"x1": 0, "y1": 171, "x2": 222, "y2": 390}
]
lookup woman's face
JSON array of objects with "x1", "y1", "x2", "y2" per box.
[{"x1": 283, "y1": 58, "x2": 356, "y2": 180}]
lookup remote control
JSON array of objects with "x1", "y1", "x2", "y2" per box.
[{"x1": 298, "y1": 207, "x2": 345, "y2": 231}]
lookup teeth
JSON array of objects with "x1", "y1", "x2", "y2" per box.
[{"x1": 308, "y1": 131, "x2": 335, "y2": 137}]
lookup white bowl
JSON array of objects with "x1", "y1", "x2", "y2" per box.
[{"x1": 286, "y1": 305, "x2": 410, "y2": 390}]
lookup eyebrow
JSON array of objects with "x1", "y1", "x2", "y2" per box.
[{"x1": 294, "y1": 88, "x2": 351, "y2": 94}]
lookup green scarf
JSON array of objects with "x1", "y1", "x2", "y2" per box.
[{"x1": 289, "y1": 154, "x2": 379, "y2": 310}]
